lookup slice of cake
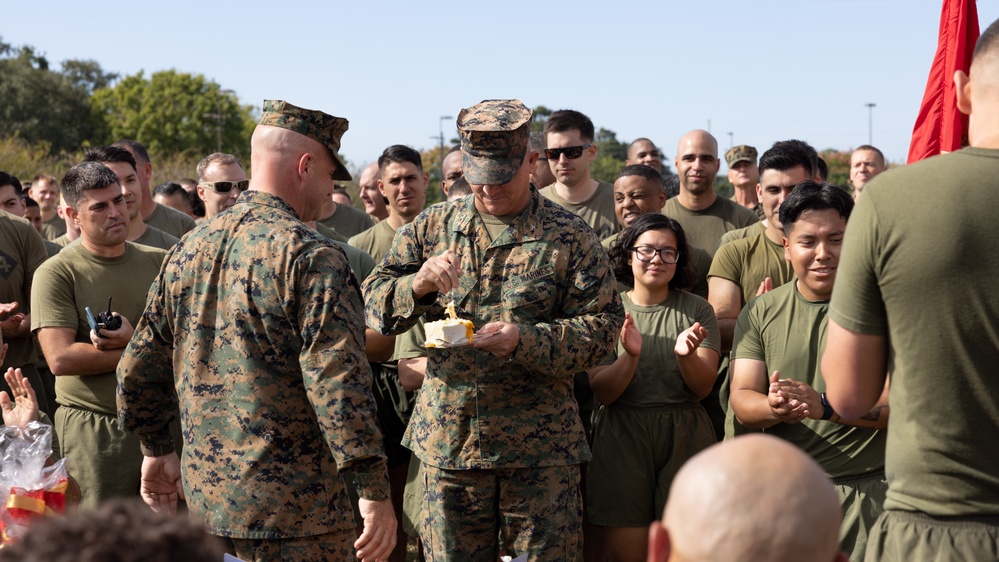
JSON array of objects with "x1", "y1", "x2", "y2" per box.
[{"x1": 424, "y1": 318, "x2": 475, "y2": 347}]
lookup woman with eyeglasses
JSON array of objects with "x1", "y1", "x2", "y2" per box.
[{"x1": 586, "y1": 213, "x2": 720, "y2": 562}]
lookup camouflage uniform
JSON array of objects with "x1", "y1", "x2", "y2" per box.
[
  {"x1": 364, "y1": 184, "x2": 622, "y2": 560},
  {"x1": 117, "y1": 101, "x2": 388, "y2": 553}
]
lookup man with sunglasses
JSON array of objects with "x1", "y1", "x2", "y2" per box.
[
  {"x1": 539, "y1": 109, "x2": 618, "y2": 240},
  {"x1": 196, "y1": 153, "x2": 248, "y2": 220}
]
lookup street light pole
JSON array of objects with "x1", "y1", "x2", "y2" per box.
[
  {"x1": 865, "y1": 103, "x2": 876, "y2": 145},
  {"x1": 727, "y1": 132, "x2": 734, "y2": 150},
  {"x1": 439, "y1": 115, "x2": 452, "y2": 176}
]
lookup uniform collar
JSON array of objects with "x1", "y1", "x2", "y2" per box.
[
  {"x1": 236, "y1": 190, "x2": 300, "y2": 220},
  {"x1": 451, "y1": 186, "x2": 545, "y2": 246}
]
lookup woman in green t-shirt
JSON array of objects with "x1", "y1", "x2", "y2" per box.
[{"x1": 587, "y1": 214, "x2": 720, "y2": 561}]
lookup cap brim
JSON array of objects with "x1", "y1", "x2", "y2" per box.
[
  {"x1": 330, "y1": 151, "x2": 352, "y2": 181},
  {"x1": 727, "y1": 157, "x2": 751, "y2": 167}
]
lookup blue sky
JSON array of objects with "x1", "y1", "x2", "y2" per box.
[{"x1": 7, "y1": 1, "x2": 997, "y2": 172}]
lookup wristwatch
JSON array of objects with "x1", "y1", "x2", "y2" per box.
[{"x1": 820, "y1": 392, "x2": 835, "y2": 421}]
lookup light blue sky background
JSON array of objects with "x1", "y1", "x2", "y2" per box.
[{"x1": 7, "y1": 1, "x2": 997, "y2": 171}]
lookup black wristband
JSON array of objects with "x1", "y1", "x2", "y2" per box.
[{"x1": 820, "y1": 392, "x2": 835, "y2": 421}]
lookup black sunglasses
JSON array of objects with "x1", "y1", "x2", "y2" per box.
[
  {"x1": 544, "y1": 144, "x2": 592, "y2": 160},
  {"x1": 199, "y1": 180, "x2": 249, "y2": 194}
]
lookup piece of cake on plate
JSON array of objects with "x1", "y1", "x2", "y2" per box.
[{"x1": 424, "y1": 318, "x2": 475, "y2": 347}]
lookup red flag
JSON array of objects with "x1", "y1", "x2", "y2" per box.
[{"x1": 907, "y1": 0, "x2": 980, "y2": 163}]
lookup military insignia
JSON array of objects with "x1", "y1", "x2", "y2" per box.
[{"x1": 0, "y1": 249, "x2": 17, "y2": 280}]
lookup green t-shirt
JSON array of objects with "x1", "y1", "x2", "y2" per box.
[
  {"x1": 602, "y1": 231, "x2": 712, "y2": 300},
  {"x1": 708, "y1": 230, "x2": 795, "y2": 305},
  {"x1": 30, "y1": 242, "x2": 166, "y2": 415},
  {"x1": 0, "y1": 212, "x2": 49, "y2": 369},
  {"x1": 146, "y1": 202, "x2": 196, "y2": 239},
  {"x1": 734, "y1": 282, "x2": 885, "y2": 480},
  {"x1": 134, "y1": 225, "x2": 180, "y2": 251},
  {"x1": 314, "y1": 223, "x2": 347, "y2": 243},
  {"x1": 719, "y1": 220, "x2": 766, "y2": 247},
  {"x1": 348, "y1": 220, "x2": 398, "y2": 263},
  {"x1": 829, "y1": 147, "x2": 999, "y2": 515},
  {"x1": 606, "y1": 291, "x2": 719, "y2": 407},
  {"x1": 661, "y1": 196, "x2": 758, "y2": 255},
  {"x1": 540, "y1": 181, "x2": 618, "y2": 240},
  {"x1": 318, "y1": 202, "x2": 375, "y2": 239},
  {"x1": 40, "y1": 215, "x2": 66, "y2": 241}
]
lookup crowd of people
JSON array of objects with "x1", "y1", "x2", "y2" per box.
[{"x1": 0, "y1": 17, "x2": 998, "y2": 562}]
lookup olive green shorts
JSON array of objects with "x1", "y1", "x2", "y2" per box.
[
  {"x1": 587, "y1": 403, "x2": 715, "y2": 527},
  {"x1": 834, "y1": 471, "x2": 887, "y2": 562},
  {"x1": 865, "y1": 509, "x2": 999, "y2": 562},
  {"x1": 54, "y1": 405, "x2": 142, "y2": 508}
]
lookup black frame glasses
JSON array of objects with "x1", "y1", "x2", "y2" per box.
[
  {"x1": 544, "y1": 144, "x2": 592, "y2": 160},
  {"x1": 631, "y1": 246, "x2": 680, "y2": 264},
  {"x1": 199, "y1": 180, "x2": 249, "y2": 194}
]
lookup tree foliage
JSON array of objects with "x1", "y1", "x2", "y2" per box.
[
  {"x1": 819, "y1": 149, "x2": 851, "y2": 191},
  {"x1": 90, "y1": 70, "x2": 256, "y2": 159}
]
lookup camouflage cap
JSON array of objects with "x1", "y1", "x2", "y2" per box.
[
  {"x1": 725, "y1": 144, "x2": 758, "y2": 168},
  {"x1": 457, "y1": 99, "x2": 532, "y2": 185},
  {"x1": 259, "y1": 100, "x2": 353, "y2": 181}
]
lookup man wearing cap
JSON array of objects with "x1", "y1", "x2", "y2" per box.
[
  {"x1": 726, "y1": 145, "x2": 763, "y2": 219},
  {"x1": 364, "y1": 99, "x2": 622, "y2": 562},
  {"x1": 117, "y1": 100, "x2": 395, "y2": 562}
]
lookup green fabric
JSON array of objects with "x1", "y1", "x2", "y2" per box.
[
  {"x1": 134, "y1": 225, "x2": 179, "y2": 250},
  {"x1": 718, "y1": 220, "x2": 766, "y2": 247},
  {"x1": 146, "y1": 202, "x2": 197, "y2": 239},
  {"x1": 335, "y1": 242, "x2": 375, "y2": 284},
  {"x1": 363, "y1": 189, "x2": 622, "y2": 470},
  {"x1": 314, "y1": 222, "x2": 347, "y2": 243},
  {"x1": 829, "y1": 147, "x2": 999, "y2": 517},
  {"x1": 393, "y1": 316, "x2": 426, "y2": 361},
  {"x1": 0, "y1": 212, "x2": 48, "y2": 370},
  {"x1": 348, "y1": 219, "x2": 397, "y2": 263},
  {"x1": 709, "y1": 229, "x2": 795, "y2": 305},
  {"x1": 539, "y1": 181, "x2": 618, "y2": 240},
  {"x1": 31, "y1": 242, "x2": 165, "y2": 415},
  {"x1": 864, "y1": 510, "x2": 999, "y2": 562},
  {"x1": 733, "y1": 282, "x2": 885, "y2": 479},
  {"x1": 610, "y1": 291, "x2": 719, "y2": 407},
  {"x1": 836, "y1": 471, "x2": 887, "y2": 562},
  {"x1": 661, "y1": 195, "x2": 758, "y2": 255},
  {"x1": 318, "y1": 202, "x2": 375, "y2": 239},
  {"x1": 40, "y1": 214, "x2": 66, "y2": 240},
  {"x1": 588, "y1": 404, "x2": 714, "y2": 526},
  {"x1": 55, "y1": 405, "x2": 142, "y2": 508}
]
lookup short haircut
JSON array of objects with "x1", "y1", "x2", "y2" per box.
[
  {"x1": 441, "y1": 145, "x2": 461, "y2": 174},
  {"x1": 852, "y1": 144, "x2": 885, "y2": 166},
  {"x1": 973, "y1": 17, "x2": 999, "y2": 60},
  {"x1": 84, "y1": 145, "x2": 138, "y2": 173},
  {"x1": 23, "y1": 196, "x2": 38, "y2": 209},
  {"x1": 817, "y1": 157, "x2": 829, "y2": 181},
  {"x1": 31, "y1": 173, "x2": 58, "y2": 188},
  {"x1": 0, "y1": 172, "x2": 23, "y2": 194},
  {"x1": 617, "y1": 164, "x2": 664, "y2": 191},
  {"x1": 529, "y1": 131, "x2": 547, "y2": 156},
  {"x1": 543, "y1": 109, "x2": 595, "y2": 143},
  {"x1": 60, "y1": 161, "x2": 121, "y2": 208},
  {"x1": 196, "y1": 153, "x2": 242, "y2": 182},
  {"x1": 153, "y1": 181, "x2": 186, "y2": 197},
  {"x1": 663, "y1": 174, "x2": 680, "y2": 200},
  {"x1": 333, "y1": 184, "x2": 351, "y2": 201},
  {"x1": 779, "y1": 181, "x2": 855, "y2": 235},
  {"x1": 0, "y1": 498, "x2": 225, "y2": 562},
  {"x1": 627, "y1": 137, "x2": 656, "y2": 153},
  {"x1": 609, "y1": 213, "x2": 695, "y2": 291},
  {"x1": 378, "y1": 144, "x2": 423, "y2": 172},
  {"x1": 759, "y1": 140, "x2": 817, "y2": 177},
  {"x1": 448, "y1": 176, "x2": 472, "y2": 200},
  {"x1": 112, "y1": 139, "x2": 151, "y2": 164}
]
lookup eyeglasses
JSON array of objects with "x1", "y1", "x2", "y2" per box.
[
  {"x1": 631, "y1": 246, "x2": 680, "y2": 264},
  {"x1": 544, "y1": 144, "x2": 592, "y2": 160},
  {"x1": 199, "y1": 180, "x2": 249, "y2": 194}
]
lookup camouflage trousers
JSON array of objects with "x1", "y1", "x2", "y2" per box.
[
  {"x1": 420, "y1": 462, "x2": 582, "y2": 562},
  {"x1": 221, "y1": 529, "x2": 356, "y2": 562}
]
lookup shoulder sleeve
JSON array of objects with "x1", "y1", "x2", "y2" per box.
[
  {"x1": 708, "y1": 239, "x2": 743, "y2": 282},
  {"x1": 732, "y1": 297, "x2": 765, "y2": 361},
  {"x1": 30, "y1": 258, "x2": 80, "y2": 332},
  {"x1": 828, "y1": 195, "x2": 887, "y2": 335},
  {"x1": 690, "y1": 294, "x2": 721, "y2": 352}
]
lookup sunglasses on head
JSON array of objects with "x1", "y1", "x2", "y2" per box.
[
  {"x1": 544, "y1": 144, "x2": 592, "y2": 160},
  {"x1": 199, "y1": 180, "x2": 249, "y2": 194}
]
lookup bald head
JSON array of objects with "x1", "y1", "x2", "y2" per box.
[
  {"x1": 958, "y1": 18, "x2": 999, "y2": 148},
  {"x1": 674, "y1": 130, "x2": 720, "y2": 199},
  {"x1": 658, "y1": 435, "x2": 843, "y2": 562},
  {"x1": 359, "y1": 161, "x2": 388, "y2": 220},
  {"x1": 250, "y1": 125, "x2": 334, "y2": 221}
]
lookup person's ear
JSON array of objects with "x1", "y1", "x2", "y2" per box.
[
  {"x1": 955, "y1": 69, "x2": 972, "y2": 115},
  {"x1": 647, "y1": 523, "x2": 670, "y2": 562}
]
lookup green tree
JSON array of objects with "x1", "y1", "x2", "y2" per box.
[
  {"x1": 0, "y1": 38, "x2": 99, "y2": 153},
  {"x1": 819, "y1": 149, "x2": 851, "y2": 191},
  {"x1": 90, "y1": 70, "x2": 255, "y2": 159}
]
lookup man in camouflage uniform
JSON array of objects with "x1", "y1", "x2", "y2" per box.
[
  {"x1": 364, "y1": 99, "x2": 622, "y2": 562},
  {"x1": 116, "y1": 100, "x2": 395, "y2": 562}
]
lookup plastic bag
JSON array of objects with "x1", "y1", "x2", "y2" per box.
[{"x1": 0, "y1": 421, "x2": 68, "y2": 544}]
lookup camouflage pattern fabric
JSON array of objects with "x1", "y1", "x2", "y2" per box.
[
  {"x1": 421, "y1": 463, "x2": 582, "y2": 562},
  {"x1": 457, "y1": 99, "x2": 531, "y2": 186},
  {"x1": 116, "y1": 190, "x2": 388, "y2": 539},
  {"x1": 222, "y1": 529, "x2": 356, "y2": 562},
  {"x1": 725, "y1": 144, "x2": 758, "y2": 167},
  {"x1": 258, "y1": 99, "x2": 353, "y2": 181},
  {"x1": 363, "y1": 190, "x2": 623, "y2": 470}
]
